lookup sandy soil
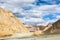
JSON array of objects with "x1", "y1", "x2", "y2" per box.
[{"x1": 0, "y1": 34, "x2": 60, "y2": 40}]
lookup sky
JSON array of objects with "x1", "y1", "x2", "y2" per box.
[{"x1": 0, "y1": 0, "x2": 60, "y2": 25}]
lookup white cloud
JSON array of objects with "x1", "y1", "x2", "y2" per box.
[
  {"x1": 56, "y1": 16, "x2": 60, "y2": 19},
  {"x1": 0, "y1": 0, "x2": 35, "y2": 11},
  {"x1": 26, "y1": 18, "x2": 44, "y2": 22},
  {"x1": 21, "y1": 5, "x2": 60, "y2": 24},
  {"x1": 0, "y1": 0, "x2": 60, "y2": 25}
]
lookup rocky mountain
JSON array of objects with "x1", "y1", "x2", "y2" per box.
[
  {"x1": 43, "y1": 20, "x2": 60, "y2": 34},
  {"x1": 36, "y1": 24, "x2": 46, "y2": 30},
  {"x1": 0, "y1": 8, "x2": 28, "y2": 37}
]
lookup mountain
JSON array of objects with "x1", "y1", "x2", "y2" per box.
[
  {"x1": 36, "y1": 24, "x2": 46, "y2": 30},
  {"x1": 43, "y1": 19, "x2": 60, "y2": 34},
  {"x1": 0, "y1": 8, "x2": 28, "y2": 37}
]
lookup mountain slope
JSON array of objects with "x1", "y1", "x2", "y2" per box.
[{"x1": 0, "y1": 8, "x2": 29, "y2": 37}]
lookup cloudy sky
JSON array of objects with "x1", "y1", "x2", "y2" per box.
[{"x1": 0, "y1": 0, "x2": 60, "y2": 25}]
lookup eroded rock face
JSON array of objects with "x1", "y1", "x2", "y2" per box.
[
  {"x1": 52, "y1": 20, "x2": 60, "y2": 29},
  {"x1": 43, "y1": 20, "x2": 60, "y2": 34},
  {"x1": 0, "y1": 8, "x2": 28, "y2": 37},
  {"x1": 51, "y1": 20, "x2": 60, "y2": 33}
]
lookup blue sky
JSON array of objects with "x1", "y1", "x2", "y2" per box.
[{"x1": 0, "y1": 0, "x2": 60, "y2": 25}]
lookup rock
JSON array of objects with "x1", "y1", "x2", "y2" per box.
[
  {"x1": 43, "y1": 20, "x2": 60, "y2": 34},
  {"x1": 24, "y1": 24, "x2": 36, "y2": 32},
  {"x1": 33, "y1": 30, "x2": 43, "y2": 36},
  {"x1": 51, "y1": 20, "x2": 60, "y2": 34},
  {"x1": 0, "y1": 8, "x2": 29, "y2": 37},
  {"x1": 36, "y1": 24, "x2": 46, "y2": 30}
]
